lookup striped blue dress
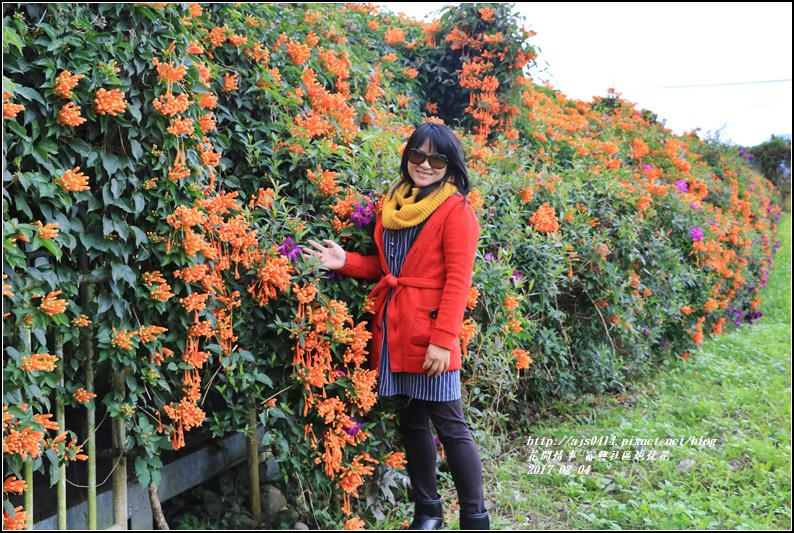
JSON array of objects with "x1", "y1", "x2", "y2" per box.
[{"x1": 378, "y1": 222, "x2": 461, "y2": 401}]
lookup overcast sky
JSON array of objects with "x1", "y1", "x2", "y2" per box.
[{"x1": 377, "y1": 2, "x2": 792, "y2": 147}]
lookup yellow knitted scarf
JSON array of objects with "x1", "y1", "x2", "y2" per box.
[{"x1": 381, "y1": 181, "x2": 459, "y2": 230}]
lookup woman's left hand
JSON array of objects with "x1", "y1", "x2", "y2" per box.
[{"x1": 423, "y1": 344, "x2": 450, "y2": 378}]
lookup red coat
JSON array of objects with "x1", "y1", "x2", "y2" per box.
[{"x1": 339, "y1": 193, "x2": 479, "y2": 374}]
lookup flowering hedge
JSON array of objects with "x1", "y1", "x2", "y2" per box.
[{"x1": 2, "y1": 2, "x2": 782, "y2": 530}]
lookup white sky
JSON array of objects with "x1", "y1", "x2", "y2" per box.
[{"x1": 377, "y1": 2, "x2": 792, "y2": 147}]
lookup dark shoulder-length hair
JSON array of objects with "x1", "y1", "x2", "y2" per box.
[{"x1": 390, "y1": 122, "x2": 471, "y2": 202}]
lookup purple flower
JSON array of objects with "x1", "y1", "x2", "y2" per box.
[
  {"x1": 335, "y1": 369, "x2": 346, "y2": 376},
  {"x1": 642, "y1": 327, "x2": 649, "y2": 337},
  {"x1": 510, "y1": 270, "x2": 525, "y2": 286},
  {"x1": 675, "y1": 179, "x2": 689, "y2": 192},
  {"x1": 349, "y1": 200, "x2": 374, "y2": 228},
  {"x1": 278, "y1": 237, "x2": 302, "y2": 261},
  {"x1": 690, "y1": 227, "x2": 704, "y2": 242},
  {"x1": 346, "y1": 417, "x2": 362, "y2": 436},
  {"x1": 484, "y1": 252, "x2": 495, "y2": 262},
  {"x1": 739, "y1": 148, "x2": 745, "y2": 155},
  {"x1": 662, "y1": 341, "x2": 668, "y2": 348},
  {"x1": 328, "y1": 271, "x2": 346, "y2": 280},
  {"x1": 690, "y1": 202, "x2": 700, "y2": 210}
]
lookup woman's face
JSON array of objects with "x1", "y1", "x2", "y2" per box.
[{"x1": 407, "y1": 140, "x2": 447, "y2": 188}]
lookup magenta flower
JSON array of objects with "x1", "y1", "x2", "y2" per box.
[
  {"x1": 690, "y1": 227, "x2": 704, "y2": 242},
  {"x1": 675, "y1": 179, "x2": 688, "y2": 192},
  {"x1": 278, "y1": 237, "x2": 302, "y2": 261},
  {"x1": 349, "y1": 199, "x2": 374, "y2": 228},
  {"x1": 346, "y1": 417, "x2": 362, "y2": 436}
]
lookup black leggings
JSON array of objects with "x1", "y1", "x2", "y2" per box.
[{"x1": 398, "y1": 398, "x2": 485, "y2": 515}]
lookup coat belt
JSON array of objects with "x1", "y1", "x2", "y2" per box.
[{"x1": 369, "y1": 274, "x2": 445, "y2": 316}]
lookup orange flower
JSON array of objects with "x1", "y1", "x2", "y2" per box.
[
  {"x1": 287, "y1": 39, "x2": 311, "y2": 65},
  {"x1": 222, "y1": 73, "x2": 238, "y2": 92},
  {"x1": 402, "y1": 67, "x2": 418, "y2": 79},
  {"x1": 53, "y1": 71, "x2": 85, "y2": 99},
  {"x1": 478, "y1": 7, "x2": 495, "y2": 21},
  {"x1": 167, "y1": 117, "x2": 194, "y2": 135},
  {"x1": 180, "y1": 292, "x2": 209, "y2": 313},
  {"x1": 2, "y1": 274, "x2": 13, "y2": 298},
  {"x1": 55, "y1": 167, "x2": 90, "y2": 192},
  {"x1": 3, "y1": 505, "x2": 30, "y2": 530},
  {"x1": 38, "y1": 290, "x2": 68, "y2": 316},
  {"x1": 384, "y1": 27, "x2": 406, "y2": 45},
  {"x1": 458, "y1": 318, "x2": 477, "y2": 358},
  {"x1": 3, "y1": 476, "x2": 27, "y2": 495},
  {"x1": 3, "y1": 92, "x2": 24, "y2": 120},
  {"x1": 466, "y1": 285, "x2": 479, "y2": 310},
  {"x1": 383, "y1": 451, "x2": 406, "y2": 470},
  {"x1": 111, "y1": 328, "x2": 136, "y2": 351},
  {"x1": 19, "y1": 353, "x2": 58, "y2": 372},
  {"x1": 152, "y1": 91, "x2": 192, "y2": 116},
  {"x1": 73, "y1": 388, "x2": 97, "y2": 403},
  {"x1": 198, "y1": 92, "x2": 217, "y2": 109},
  {"x1": 680, "y1": 305, "x2": 694, "y2": 315},
  {"x1": 152, "y1": 58, "x2": 188, "y2": 84},
  {"x1": 34, "y1": 221, "x2": 59, "y2": 240},
  {"x1": 307, "y1": 166, "x2": 340, "y2": 196},
  {"x1": 512, "y1": 349, "x2": 532, "y2": 374},
  {"x1": 530, "y1": 202, "x2": 560, "y2": 234},
  {"x1": 343, "y1": 516, "x2": 365, "y2": 530},
  {"x1": 94, "y1": 88, "x2": 127, "y2": 116},
  {"x1": 57, "y1": 102, "x2": 87, "y2": 127},
  {"x1": 71, "y1": 314, "x2": 92, "y2": 327}
]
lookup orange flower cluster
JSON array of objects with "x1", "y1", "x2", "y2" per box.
[
  {"x1": 94, "y1": 88, "x2": 127, "y2": 116},
  {"x1": 384, "y1": 27, "x2": 406, "y2": 45},
  {"x1": 3, "y1": 274, "x2": 13, "y2": 298},
  {"x1": 57, "y1": 102, "x2": 87, "y2": 126},
  {"x1": 2, "y1": 426, "x2": 44, "y2": 459},
  {"x1": 3, "y1": 505, "x2": 30, "y2": 530},
  {"x1": 152, "y1": 91, "x2": 192, "y2": 116},
  {"x1": 458, "y1": 318, "x2": 477, "y2": 358},
  {"x1": 111, "y1": 328, "x2": 137, "y2": 351},
  {"x1": 222, "y1": 73, "x2": 238, "y2": 92},
  {"x1": 342, "y1": 517, "x2": 365, "y2": 530},
  {"x1": 2, "y1": 92, "x2": 24, "y2": 120},
  {"x1": 53, "y1": 71, "x2": 85, "y2": 99},
  {"x1": 19, "y1": 353, "x2": 58, "y2": 372},
  {"x1": 153, "y1": 58, "x2": 188, "y2": 84},
  {"x1": 228, "y1": 34, "x2": 247, "y2": 47},
  {"x1": 466, "y1": 285, "x2": 479, "y2": 310},
  {"x1": 162, "y1": 397, "x2": 206, "y2": 450},
  {"x1": 286, "y1": 39, "x2": 312, "y2": 65},
  {"x1": 3, "y1": 476, "x2": 26, "y2": 494},
  {"x1": 167, "y1": 116, "x2": 194, "y2": 135},
  {"x1": 138, "y1": 325, "x2": 168, "y2": 343},
  {"x1": 511, "y1": 349, "x2": 532, "y2": 375},
  {"x1": 338, "y1": 453, "x2": 378, "y2": 514},
  {"x1": 530, "y1": 202, "x2": 560, "y2": 234},
  {"x1": 307, "y1": 166, "x2": 341, "y2": 196},
  {"x1": 198, "y1": 92, "x2": 217, "y2": 109},
  {"x1": 383, "y1": 451, "x2": 406, "y2": 470},
  {"x1": 34, "y1": 221, "x2": 59, "y2": 240},
  {"x1": 38, "y1": 290, "x2": 68, "y2": 316},
  {"x1": 73, "y1": 388, "x2": 97, "y2": 403},
  {"x1": 55, "y1": 167, "x2": 90, "y2": 192}
]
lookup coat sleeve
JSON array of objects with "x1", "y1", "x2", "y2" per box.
[
  {"x1": 338, "y1": 251, "x2": 382, "y2": 281},
  {"x1": 429, "y1": 199, "x2": 480, "y2": 351}
]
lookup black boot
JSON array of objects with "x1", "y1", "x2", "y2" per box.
[
  {"x1": 459, "y1": 511, "x2": 489, "y2": 530},
  {"x1": 407, "y1": 498, "x2": 444, "y2": 530}
]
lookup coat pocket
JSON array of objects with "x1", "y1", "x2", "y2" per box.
[{"x1": 409, "y1": 306, "x2": 438, "y2": 346}]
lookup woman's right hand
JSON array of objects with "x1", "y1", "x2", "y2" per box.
[{"x1": 302, "y1": 239, "x2": 347, "y2": 270}]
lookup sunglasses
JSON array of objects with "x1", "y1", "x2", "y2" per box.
[{"x1": 408, "y1": 148, "x2": 448, "y2": 169}]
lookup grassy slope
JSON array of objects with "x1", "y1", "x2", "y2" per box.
[{"x1": 477, "y1": 213, "x2": 792, "y2": 530}]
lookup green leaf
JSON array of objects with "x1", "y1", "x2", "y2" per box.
[
  {"x1": 134, "y1": 457, "x2": 151, "y2": 487},
  {"x1": 103, "y1": 153, "x2": 120, "y2": 176}
]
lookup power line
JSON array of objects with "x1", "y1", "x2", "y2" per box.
[{"x1": 630, "y1": 79, "x2": 792, "y2": 90}]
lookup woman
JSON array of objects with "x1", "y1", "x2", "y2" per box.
[{"x1": 304, "y1": 122, "x2": 489, "y2": 530}]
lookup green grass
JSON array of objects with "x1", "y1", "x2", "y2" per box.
[{"x1": 479, "y1": 213, "x2": 792, "y2": 530}]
